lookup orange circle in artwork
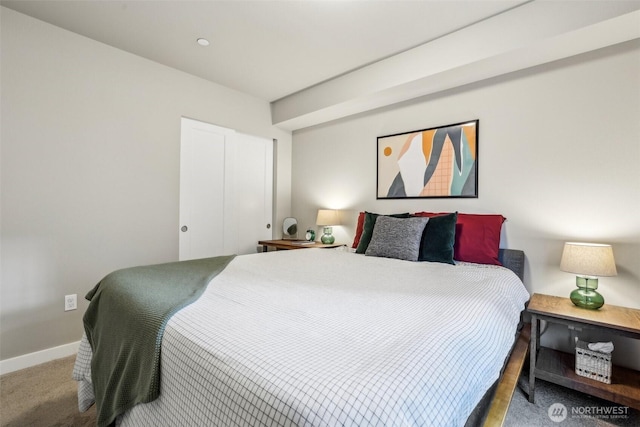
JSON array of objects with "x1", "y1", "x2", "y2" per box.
[{"x1": 383, "y1": 147, "x2": 392, "y2": 156}]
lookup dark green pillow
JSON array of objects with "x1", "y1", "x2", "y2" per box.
[
  {"x1": 356, "y1": 212, "x2": 410, "y2": 254},
  {"x1": 418, "y1": 212, "x2": 458, "y2": 264}
]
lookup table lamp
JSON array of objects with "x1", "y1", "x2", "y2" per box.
[
  {"x1": 560, "y1": 242, "x2": 617, "y2": 310},
  {"x1": 316, "y1": 209, "x2": 340, "y2": 244}
]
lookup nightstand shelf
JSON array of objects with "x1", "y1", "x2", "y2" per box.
[
  {"x1": 535, "y1": 347, "x2": 640, "y2": 409},
  {"x1": 528, "y1": 293, "x2": 640, "y2": 410}
]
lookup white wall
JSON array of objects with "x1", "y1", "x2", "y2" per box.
[
  {"x1": 0, "y1": 7, "x2": 292, "y2": 364},
  {"x1": 291, "y1": 41, "x2": 640, "y2": 368}
]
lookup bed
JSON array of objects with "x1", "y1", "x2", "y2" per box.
[{"x1": 73, "y1": 239, "x2": 529, "y2": 427}]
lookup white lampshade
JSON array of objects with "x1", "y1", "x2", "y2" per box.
[
  {"x1": 560, "y1": 242, "x2": 617, "y2": 277},
  {"x1": 316, "y1": 209, "x2": 341, "y2": 226}
]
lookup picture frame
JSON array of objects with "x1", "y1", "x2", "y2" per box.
[{"x1": 377, "y1": 120, "x2": 478, "y2": 199}]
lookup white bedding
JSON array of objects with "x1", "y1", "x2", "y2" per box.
[{"x1": 74, "y1": 248, "x2": 529, "y2": 427}]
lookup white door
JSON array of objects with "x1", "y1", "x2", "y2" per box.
[
  {"x1": 179, "y1": 119, "x2": 234, "y2": 260},
  {"x1": 179, "y1": 118, "x2": 273, "y2": 260},
  {"x1": 234, "y1": 133, "x2": 274, "y2": 254}
]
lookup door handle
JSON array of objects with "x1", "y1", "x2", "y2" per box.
[
  {"x1": 266, "y1": 224, "x2": 271, "y2": 229},
  {"x1": 181, "y1": 226, "x2": 188, "y2": 232}
]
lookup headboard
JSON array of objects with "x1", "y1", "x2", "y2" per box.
[{"x1": 498, "y1": 249, "x2": 525, "y2": 283}]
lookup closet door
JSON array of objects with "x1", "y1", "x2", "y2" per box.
[
  {"x1": 179, "y1": 118, "x2": 273, "y2": 261},
  {"x1": 179, "y1": 118, "x2": 234, "y2": 260},
  {"x1": 234, "y1": 133, "x2": 273, "y2": 254}
]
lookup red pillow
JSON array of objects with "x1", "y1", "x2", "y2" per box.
[
  {"x1": 455, "y1": 213, "x2": 505, "y2": 265},
  {"x1": 351, "y1": 212, "x2": 366, "y2": 248},
  {"x1": 413, "y1": 212, "x2": 506, "y2": 265}
]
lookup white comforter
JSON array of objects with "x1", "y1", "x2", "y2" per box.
[{"x1": 74, "y1": 248, "x2": 529, "y2": 427}]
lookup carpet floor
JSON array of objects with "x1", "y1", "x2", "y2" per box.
[
  {"x1": 0, "y1": 356, "x2": 95, "y2": 427},
  {"x1": 1, "y1": 355, "x2": 638, "y2": 426}
]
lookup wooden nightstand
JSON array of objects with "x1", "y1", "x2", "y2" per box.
[
  {"x1": 528, "y1": 293, "x2": 640, "y2": 410},
  {"x1": 258, "y1": 239, "x2": 344, "y2": 252}
]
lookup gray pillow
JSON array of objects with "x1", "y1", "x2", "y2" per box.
[{"x1": 365, "y1": 216, "x2": 429, "y2": 261}]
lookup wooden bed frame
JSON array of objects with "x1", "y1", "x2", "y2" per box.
[
  {"x1": 475, "y1": 249, "x2": 531, "y2": 427},
  {"x1": 483, "y1": 323, "x2": 531, "y2": 426}
]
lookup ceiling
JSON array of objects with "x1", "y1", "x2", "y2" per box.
[
  {"x1": 2, "y1": 0, "x2": 528, "y2": 101},
  {"x1": 3, "y1": 1, "x2": 639, "y2": 130}
]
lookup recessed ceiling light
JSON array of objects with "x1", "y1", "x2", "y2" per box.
[{"x1": 197, "y1": 38, "x2": 210, "y2": 47}]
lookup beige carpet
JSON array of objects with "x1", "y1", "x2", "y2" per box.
[{"x1": 0, "y1": 355, "x2": 96, "y2": 427}]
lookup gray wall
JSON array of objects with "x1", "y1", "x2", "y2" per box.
[
  {"x1": 0, "y1": 8, "x2": 292, "y2": 361},
  {"x1": 291, "y1": 41, "x2": 640, "y2": 369}
]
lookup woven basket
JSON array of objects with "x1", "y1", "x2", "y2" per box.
[{"x1": 575, "y1": 340, "x2": 612, "y2": 384}]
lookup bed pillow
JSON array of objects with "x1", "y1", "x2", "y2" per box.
[
  {"x1": 365, "y1": 216, "x2": 429, "y2": 261},
  {"x1": 415, "y1": 212, "x2": 457, "y2": 264},
  {"x1": 413, "y1": 212, "x2": 506, "y2": 265},
  {"x1": 455, "y1": 213, "x2": 505, "y2": 265},
  {"x1": 351, "y1": 212, "x2": 366, "y2": 248},
  {"x1": 355, "y1": 212, "x2": 411, "y2": 254}
]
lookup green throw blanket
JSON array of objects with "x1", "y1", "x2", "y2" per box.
[{"x1": 83, "y1": 255, "x2": 236, "y2": 427}]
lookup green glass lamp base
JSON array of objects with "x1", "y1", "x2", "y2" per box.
[
  {"x1": 569, "y1": 276, "x2": 604, "y2": 309},
  {"x1": 320, "y1": 226, "x2": 335, "y2": 244}
]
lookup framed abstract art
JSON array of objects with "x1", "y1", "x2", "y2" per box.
[{"x1": 377, "y1": 120, "x2": 478, "y2": 199}]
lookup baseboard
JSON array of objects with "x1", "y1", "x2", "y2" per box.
[{"x1": 0, "y1": 341, "x2": 80, "y2": 375}]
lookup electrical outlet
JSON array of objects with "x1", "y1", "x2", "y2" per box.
[{"x1": 65, "y1": 294, "x2": 77, "y2": 311}]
